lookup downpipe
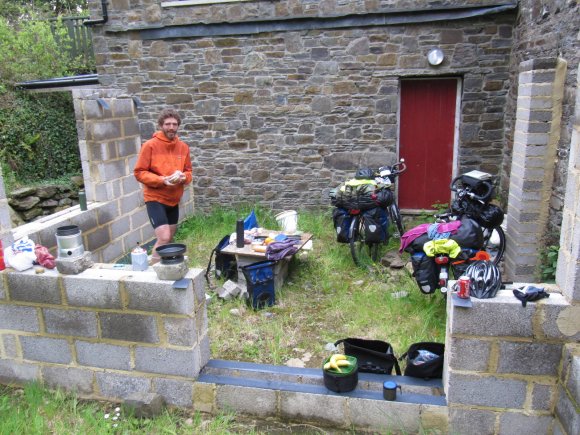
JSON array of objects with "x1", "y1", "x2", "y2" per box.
[{"x1": 83, "y1": 0, "x2": 108, "y2": 26}]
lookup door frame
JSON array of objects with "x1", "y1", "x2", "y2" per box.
[{"x1": 396, "y1": 76, "x2": 463, "y2": 212}]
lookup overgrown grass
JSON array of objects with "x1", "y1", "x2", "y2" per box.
[{"x1": 176, "y1": 206, "x2": 447, "y2": 368}]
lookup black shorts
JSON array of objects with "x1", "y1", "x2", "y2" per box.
[{"x1": 146, "y1": 201, "x2": 179, "y2": 229}]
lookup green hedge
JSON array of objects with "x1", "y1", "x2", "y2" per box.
[{"x1": 0, "y1": 90, "x2": 80, "y2": 187}]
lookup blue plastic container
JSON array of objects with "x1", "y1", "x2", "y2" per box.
[{"x1": 241, "y1": 260, "x2": 276, "y2": 310}]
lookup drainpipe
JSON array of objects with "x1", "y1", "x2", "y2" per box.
[{"x1": 83, "y1": 0, "x2": 108, "y2": 26}]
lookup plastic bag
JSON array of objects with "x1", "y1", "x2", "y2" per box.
[
  {"x1": 4, "y1": 237, "x2": 36, "y2": 271},
  {"x1": 35, "y1": 244, "x2": 56, "y2": 269}
]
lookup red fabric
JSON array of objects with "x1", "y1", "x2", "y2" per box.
[
  {"x1": 134, "y1": 131, "x2": 193, "y2": 206},
  {"x1": 35, "y1": 244, "x2": 56, "y2": 269}
]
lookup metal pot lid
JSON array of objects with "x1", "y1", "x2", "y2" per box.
[{"x1": 156, "y1": 243, "x2": 187, "y2": 257}]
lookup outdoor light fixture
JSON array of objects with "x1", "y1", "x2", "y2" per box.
[{"x1": 427, "y1": 48, "x2": 445, "y2": 66}]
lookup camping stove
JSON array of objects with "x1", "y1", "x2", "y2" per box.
[{"x1": 55, "y1": 225, "x2": 85, "y2": 258}]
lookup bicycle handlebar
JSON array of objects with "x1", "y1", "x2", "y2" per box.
[
  {"x1": 450, "y1": 175, "x2": 493, "y2": 203},
  {"x1": 377, "y1": 158, "x2": 406, "y2": 179}
]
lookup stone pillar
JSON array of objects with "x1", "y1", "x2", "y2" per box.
[
  {"x1": 555, "y1": 64, "x2": 580, "y2": 303},
  {"x1": 505, "y1": 58, "x2": 567, "y2": 282}
]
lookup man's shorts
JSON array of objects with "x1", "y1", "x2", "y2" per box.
[{"x1": 145, "y1": 201, "x2": 179, "y2": 228}]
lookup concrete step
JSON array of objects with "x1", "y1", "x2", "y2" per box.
[{"x1": 199, "y1": 359, "x2": 446, "y2": 406}]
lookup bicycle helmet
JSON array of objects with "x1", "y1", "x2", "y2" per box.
[
  {"x1": 476, "y1": 204, "x2": 504, "y2": 228},
  {"x1": 464, "y1": 260, "x2": 502, "y2": 299}
]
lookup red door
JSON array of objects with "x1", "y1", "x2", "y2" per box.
[{"x1": 398, "y1": 79, "x2": 459, "y2": 210}]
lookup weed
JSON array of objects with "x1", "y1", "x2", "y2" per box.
[{"x1": 539, "y1": 244, "x2": 559, "y2": 282}]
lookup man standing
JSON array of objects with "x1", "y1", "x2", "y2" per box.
[{"x1": 134, "y1": 108, "x2": 192, "y2": 264}]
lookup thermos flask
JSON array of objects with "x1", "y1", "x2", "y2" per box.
[{"x1": 236, "y1": 219, "x2": 244, "y2": 248}]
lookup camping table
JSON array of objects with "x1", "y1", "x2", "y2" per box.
[{"x1": 220, "y1": 231, "x2": 313, "y2": 289}]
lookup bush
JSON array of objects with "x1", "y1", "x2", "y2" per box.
[{"x1": 0, "y1": 90, "x2": 80, "y2": 188}]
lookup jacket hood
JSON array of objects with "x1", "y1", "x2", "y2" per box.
[{"x1": 153, "y1": 131, "x2": 178, "y2": 144}]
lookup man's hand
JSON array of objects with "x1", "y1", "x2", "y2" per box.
[{"x1": 164, "y1": 171, "x2": 185, "y2": 185}]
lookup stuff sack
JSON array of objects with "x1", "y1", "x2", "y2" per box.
[
  {"x1": 400, "y1": 342, "x2": 445, "y2": 379},
  {"x1": 449, "y1": 216, "x2": 484, "y2": 250},
  {"x1": 362, "y1": 207, "x2": 389, "y2": 243},
  {"x1": 332, "y1": 207, "x2": 352, "y2": 243},
  {"x1": 333, "y1": 179, "x2": 391, "y2": 211},
  {"x1": 334, "y1": 338, "x2": 401, "y2": 375},
  {"x1": 411, "y1": 252, "x2": 438, "y2": 294},
  {"x1": 205, "y1": 235, "x2": 237, "y2": 283}
]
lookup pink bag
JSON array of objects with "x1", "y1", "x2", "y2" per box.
[{"x1": 35, "y1": 244, "x2": 56, "y2": 269}]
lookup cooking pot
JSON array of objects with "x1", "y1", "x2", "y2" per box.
[{"x1": 156, "y1": 243, "x2": 186, "y2": 265}]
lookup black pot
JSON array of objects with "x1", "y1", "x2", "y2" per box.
[
  {"x1": 323, "y1": 356, "x2": 359, "y2": 393},
  {"x1": 156, "y1": 243, "x2": 186, "y2": 265}
]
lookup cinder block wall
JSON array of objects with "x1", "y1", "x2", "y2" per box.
[
  {"x1": 0, "y1": 267, "x2": 209, "y2": 408},
  {"x1": 0, "y1": 89, "x2": 194, "y2": 263},
  {"x1": 505, "y1": 58, "x2": 566, "y2": 282},
  {"x1": 445, "y1": 290, "x2": 580, "y2": 434}
]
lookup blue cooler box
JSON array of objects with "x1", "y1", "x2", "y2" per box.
[{"x1": 240, "y1": 260, "x2": 276, "y2": 309}]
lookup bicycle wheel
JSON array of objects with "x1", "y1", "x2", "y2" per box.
[
  {"x1": 482, "y1": 225, "x2": 506, "y2": 265},
  {"x1": 389, "y1": 202, "x2": 405, "y2": 239},
  {"x1": 349, "y1": 215, "x2": 379, "y2": 267}
]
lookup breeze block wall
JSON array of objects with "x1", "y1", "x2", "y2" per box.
[
  {"x1": 445, "y1": 289, "x2": 580, "y2": 434},
  {"x1": 0, "y1": 267, "x2": 209, "y2": 408}
]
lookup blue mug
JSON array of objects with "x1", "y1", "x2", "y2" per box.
[{"x1": 383, "y1": 381, "x2": 402, "y2": 401}]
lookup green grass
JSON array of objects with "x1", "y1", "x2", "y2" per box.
[{"x1": 176, "y1": 206, "x2": 447, "y2": 368}]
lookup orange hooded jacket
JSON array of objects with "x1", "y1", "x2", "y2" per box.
[{"x1": 134, "y1": 131, "x2": 193, "y2": 206}]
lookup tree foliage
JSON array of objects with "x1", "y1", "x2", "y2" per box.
[{"x1": 0, "y1": 0, "x2": 88, "y2": 22}]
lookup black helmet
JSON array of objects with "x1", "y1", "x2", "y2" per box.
[
  {"x1": 464, "y1": 260, "x2": 502, "y2": 299},
  {"x1": 476, "y1": 204, "x2": 504, "y2": 228},
  {"x1": 355, "y1": 167, "x2": 374, "y2": 180}
]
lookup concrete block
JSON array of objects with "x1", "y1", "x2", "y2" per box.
[
  {"x1": 96, "y1": 372, "x2": 151, "y2": 400},
  {"x1": 540, "y1": 298, "x2": 580, "y2": 342},
  {"x1": 63, "y1": 270, "x2": 122, "y2": 309},
  {"x1": 43, "y1": 308, "x2": 98, "y2": 338},
  {"x1": 20, "y1": 336, "x2": 72, "y2": 364},
  {"x1": 134, "y1": 347, "x2": 199, "y2": 378},
  {"x1": 448, "y1": 338, "x2": 491, "y2": 371},
  {"x1": 1, "y1": 334, "x2": 19, "y2": 358},
  {"x1": 449, "y1": 290, "x2": 534, "y2": 337},
  {"x1": 420, "y1": 404, "x2": 448, "y2": 433},
  {"x1": 499, "y1": 412, "x2": 552, "y2": 434},
  {"x1": 0, "y1": 277, "x2": 5, "y2": 299},
  {"x1": 42, "y1": 366, "x2": 94, "y2": 395},
  {"x1": 0, "y1": 305, "x2": 40, "y2": 332},
  {"x1": 349, "y1": 397, "x2": 421, "y2": 433},
  {"x1": 555, "y1": 387, "x2": 580, "y2": 435},
  {"x1": 100, "y1": 312, "x2": 159, "y2": 343},
  {"x1": 153, "y1": 377, "x2": 193, "y2": 407},
  {"x1": 216, "y1": 385, "x2": 277, "y2": 418},
  {"x1": 75, "y1": 341, "x2": 131, "y2": 370},
  {"x1": 56, "y1": 251, "x2": 94, "y2": 275},
  {"x1": 447, "y1": 373, "x2": 527, "y2": 408},
  {"x1": 280, "y1": 391, "x2": 347, "y2": 427},
  {"x1": 531, "y1": 382, "x2": 555, "y2": 411},
  {"x1": 124, "y1": 392, "x2": 165, "y2": 418},
  {"x1": 152, "y1": 262, "x2": 189, "y2": 281},
  {"x1": 124, "y1": 272, "x2": 194, "y2": 314},
  {"x1": 0, "y1": 359, "x2": 39, "y2": 385},
  {"x1": 193, "y1": 382, "x2": 215, "y2": 413},
  {"x1": 199, "y1": 333, "x2": 211, "y2": 368},
  {"x1": 217, "y1": 280, "x2": 242, "y2": 299},
  {"x1": 497, "y1": 341, "x2": 562, "y2": 376},
  {"x1": 449, "y1": 407, "x2": 497, "y2": 435},
  {"x1": 566, "y1": 352, "x2": 580, "y2": 402},
  {"x1": 163, "y1": 317, "x2": 196, "y2": 346},
  {"x1": 191, "y1": 269, "x2": 207, "y2": 304},
  {"x1": 6, "y1": 272, "x2": 61, "y2": 304}
]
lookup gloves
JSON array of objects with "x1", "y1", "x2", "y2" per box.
[{"x1": 513, "y1": 285, "x2": 550, "y2": 307}]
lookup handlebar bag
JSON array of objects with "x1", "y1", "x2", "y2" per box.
[{"x1": 334, "y1": 338, "x2": 401, "y2": 375}]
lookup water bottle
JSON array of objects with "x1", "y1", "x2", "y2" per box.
[
  {"x1": 0, "y1": 240, "x2": 5, "y2": 271},
  {"x1": 79, "y1": 189, "x2": 87, "y2": 211},
  {"x1": 236, "y1": 219, "x2": 245, "y2": 248}
]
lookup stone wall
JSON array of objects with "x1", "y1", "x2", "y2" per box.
[
  {"x1": 0, "y1": 266, "x2": 209, "y2": 408},
  {"x1": 502, "y1": 0, "x2": 580, "y2": 239},
  {"x1": 445, "y1": 289, "x2": 580, "y2": 434},
  {"x1": 88, "y1": 0, "x2": 517, "y2": 212},
  {"x1": 8, "y1": 184, "x2": 84, "y2": 225}
]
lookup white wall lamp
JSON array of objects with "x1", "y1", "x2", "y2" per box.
[{"x1": 427, "y1": 48, "x2": 445, "y2": 66}]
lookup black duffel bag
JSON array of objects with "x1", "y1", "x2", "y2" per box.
[
  {"x1": 335, "y1": 338, "x2": 401, "y2": 375},
  {"x1": 400, "y1": 342, "x2": 445, "y2": 379}
]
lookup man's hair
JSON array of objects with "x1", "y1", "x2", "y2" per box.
[{"x1": 157, "y1": 108, "x2": 181, "y2": 127}]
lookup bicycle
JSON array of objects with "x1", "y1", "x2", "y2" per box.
[
  {"x1": 438, "y1": 170, "x2": 506, "y2": 266},
  {"x1": 333, "y1": 160, "x2": 407, "y2": 267}
]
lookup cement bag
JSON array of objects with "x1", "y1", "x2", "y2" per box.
[{"x1": 4, "y1": 237, "x2": 36, "y2": 271}]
